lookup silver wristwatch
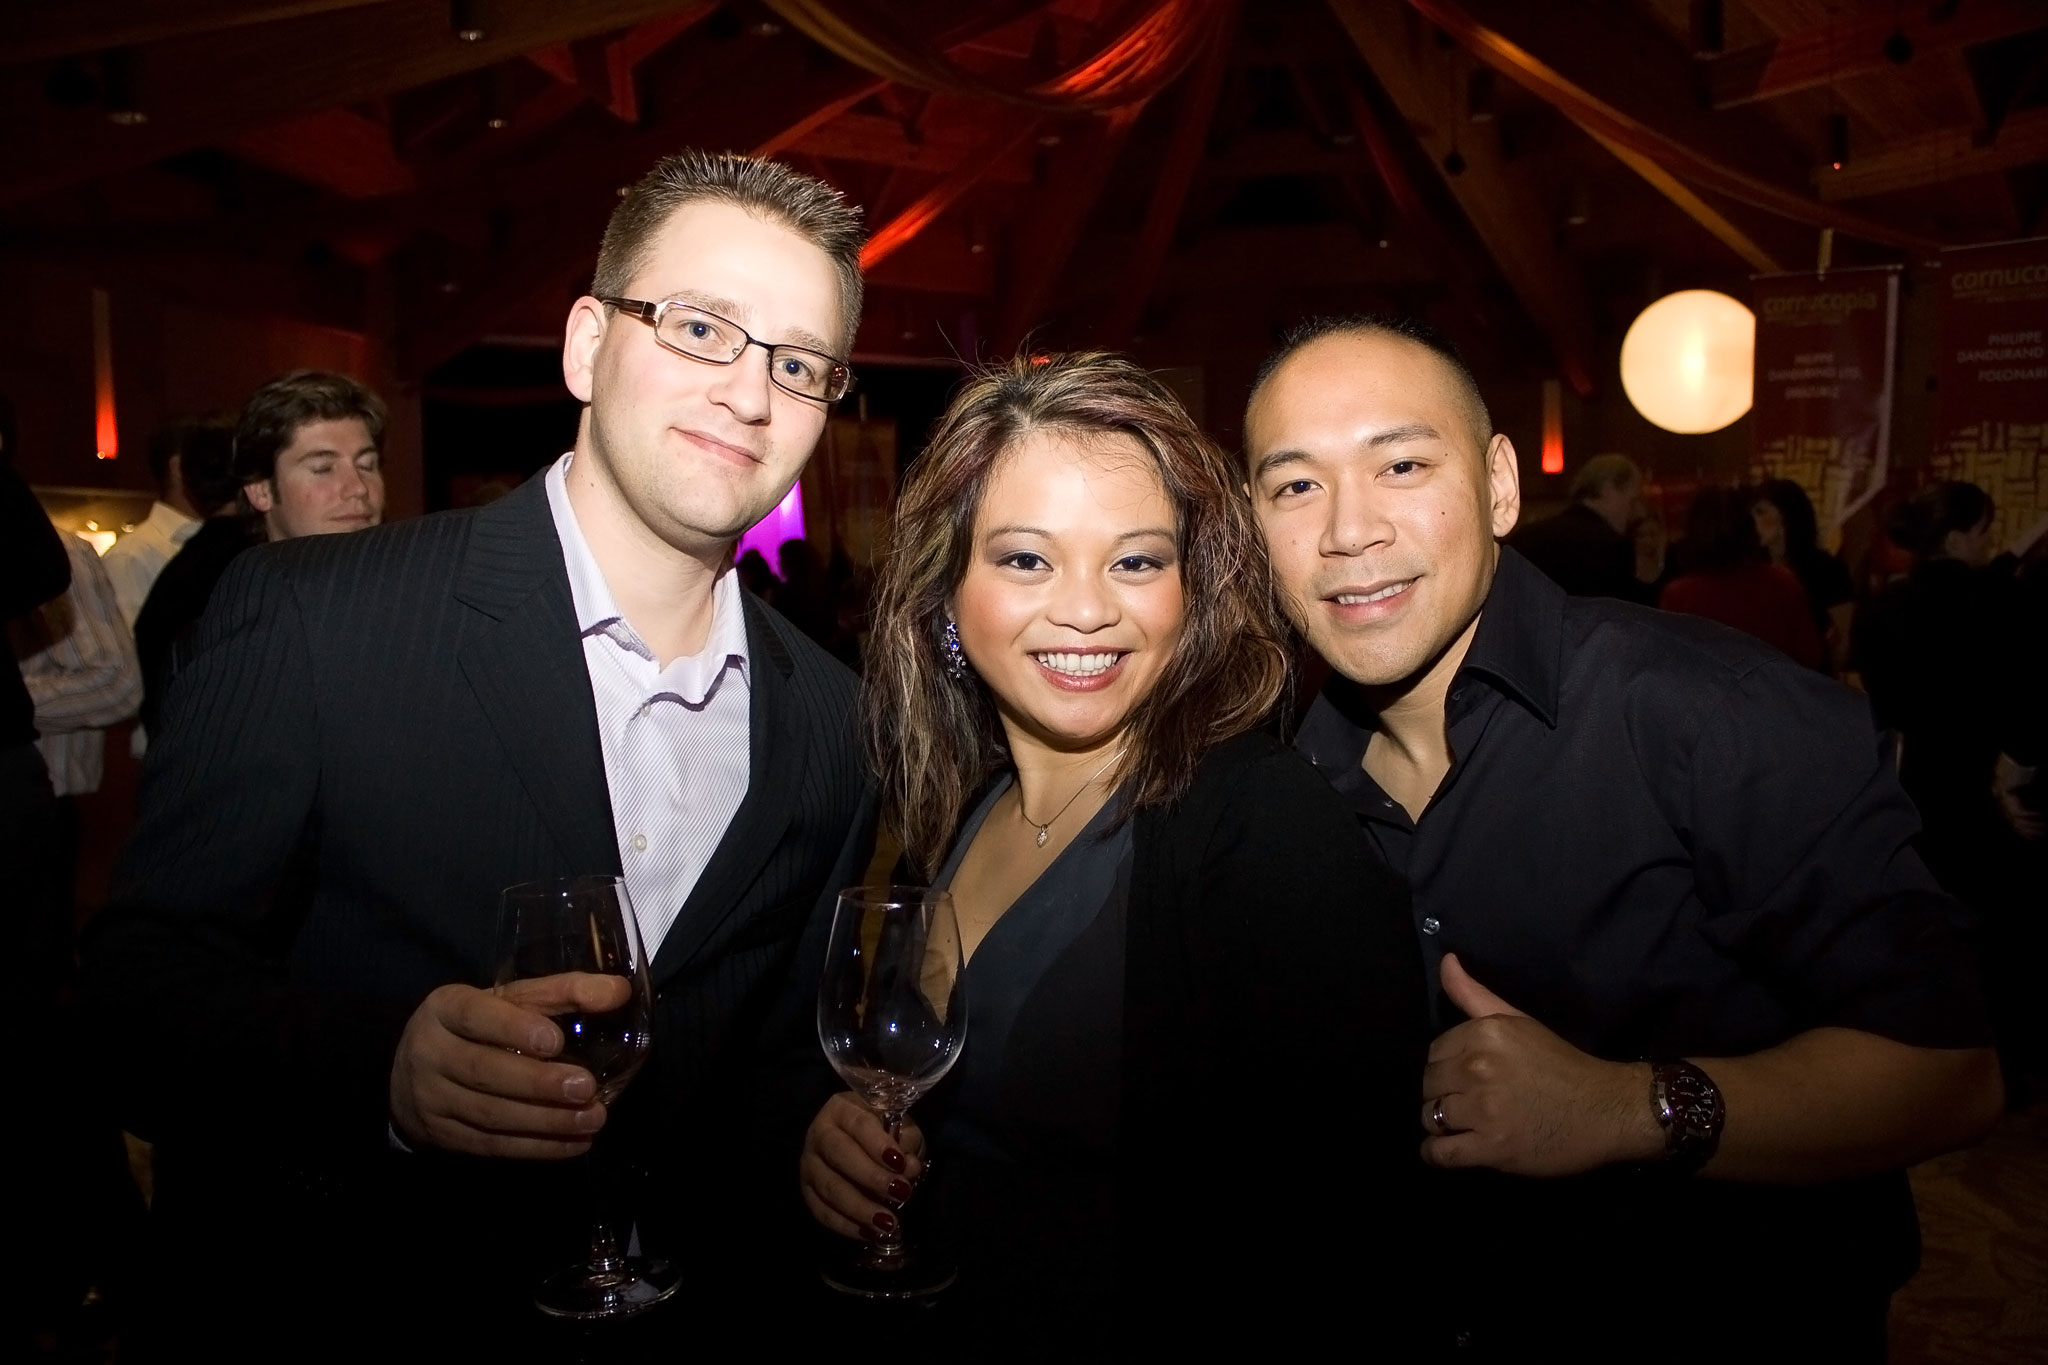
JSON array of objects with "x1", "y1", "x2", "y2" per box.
[{"x1": 1650, "y1": 1059, "x2": 1725, "y2": 1174}]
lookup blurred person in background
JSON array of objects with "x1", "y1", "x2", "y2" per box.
[
  {"x1": 233, "y1": 369, "x2": 387, "y2": 542},
  {"x1": 735, "y1": 546, "x2": 777, "y2": 598},
  {"x1": 101, "y1": 419, "x2": 212, "y2": 627},
  {"x1": 133, "y1": 418, "x2": 259, "y2": 740},
  {"x1": 1660, "y1": 486, "x2": 1824, "y2": 669},
  {"x1": 0, "y1": 390, "x2": 73, "y2": 1004},
  {"x1": 1752, "y1": 478, "x2": 1855, "y2": 673},
  {"x1": 1855, "y1": 481, "x2": 2039, "y2": 1099},
  {"x1": 772, "y1": 534, "x2": 834, "y2": 648},
  {"x1": 1, "y1": 395, "x2": 133, "y2": 1353},
  {"x1": 1509, "y1": 452, "x2": 1657, "y2": 603},
  {"x1": 16, "y1": 531, "x2": 141, "y2": 903}
]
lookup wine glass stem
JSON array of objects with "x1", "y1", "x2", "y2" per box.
[
  {"x1": 875, "y1": 1109, "x2": 908, "y2": 1257},
  {"x1": 584, "y1": 1146, "x2": 626, "y2": 1274}
]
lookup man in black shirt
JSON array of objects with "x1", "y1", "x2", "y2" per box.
[
  {"x1": 1506, "y1": 450, "x2": 1654, "y2": 602},
  {"x1": 1243, "y1": 315, "x2": 2001, "y2": 1358}
]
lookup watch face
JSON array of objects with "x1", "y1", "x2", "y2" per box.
[
  {"x1": 1655, "y1": 1063, "x2": 1725, "y2": 1161},
  {"x1": 1664, "y1": 1073, "x2": 1711, "y2": 1138}
]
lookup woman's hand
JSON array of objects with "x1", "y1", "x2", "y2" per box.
[{"x1": 799, "y1": 1092, "x2": 926, "y2": 1241}]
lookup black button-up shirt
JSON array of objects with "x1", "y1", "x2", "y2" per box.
[{"x1": 1296, "y1": 548, "x2": 1992, "y2": 1350}]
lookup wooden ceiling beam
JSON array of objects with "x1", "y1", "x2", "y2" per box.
[
  {"x1": 397, "y1": 38, "x2": 885, "y2": 377},
  {"x1": 225, "y1": 107, "x2": 417, "y2": 198},
  {"x1": 1397, "y1": 0, "x2": 1941, "y2": 251},
  {"x1": 0, "y1": 0, "x2": 715, "y2": 205},
  {"x1": 1818, "y1": 104, "x2": 2048, "y2": 202},
  {"x1": 861, "y1": 113, "x2": 1041, "y2": 270},
  {"x1": 1331, "y1": 71, "x2": 1505, "y2": 340},
  {"x1": 1329, "y1": 0, "x2": 1598, "y2": 397},
  {"x1": 525, "y1": 13, "x2": 709, "y2": 124},
  {"x1": 1585, "y1": 128, "x2": 1784, "y2": 272},
  {"x1": 993, "y1": 107, "x2": 1145, "y2": 355},
  {"x1": 1708, "y1": 1, "x2": 2047, "y2": 110},
  {"x1": 0, "y1": 0, "x2": 398, "y2": 65},
  {"x1": 1099, "y1": 0, "x2": 1237, "y2": 346},
  {"x1": 786, "y1": 111, "x2": 1038, "y2": 183}
]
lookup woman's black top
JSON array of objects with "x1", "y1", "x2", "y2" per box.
[
  {"x1": 1789, "y1": 548, "x2": 1855, "y2": 641},
  {"x1": 904, "y1": 732, "x2": 1430, "y2": 1355},
  {"x1": 917, "y1": 775, "x2": 1131, "y2": 1338}
]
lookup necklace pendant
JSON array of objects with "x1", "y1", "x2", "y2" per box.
[{"x1": 1035, "y1": 826, "x2": 1049, "y2": 848}]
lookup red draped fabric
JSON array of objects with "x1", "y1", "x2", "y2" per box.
[{"x1": 760, "y1": 0, "x2": 1222, "y2": 113}]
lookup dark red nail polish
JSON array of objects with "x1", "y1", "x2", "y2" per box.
[
  {"x1": 872, "y1": 1210, "x2": 898, "y2": 1234},
  {"x1": 882, "y1": 1148, "x2": 906, "y2": 1172},
  {"x1": 886, "y1": 1178, "x2": 912, "y2": 1203}
]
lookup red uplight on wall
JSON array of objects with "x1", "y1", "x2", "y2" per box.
[
  {"x1": 92, "y1": 287, "x2": 118, "y2": 459},
  {"x1": 1540, "y1": 379, "x2": 1564, "y2": 475}
]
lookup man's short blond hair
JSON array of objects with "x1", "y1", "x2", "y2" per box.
[
  {"x1": 1570, "y1": 453, "x2": 1640, "y2": 502},
  {"x1": 593, "y1": 151, "x2": 867, "y2": 352}
]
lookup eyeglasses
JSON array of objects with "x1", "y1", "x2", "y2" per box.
[{"x1": 599, "y1": 297, "x2": 854, "y2": 402}]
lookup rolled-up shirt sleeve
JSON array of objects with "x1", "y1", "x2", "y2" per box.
[{"x1": 1685, "y1": 657, "x2": 1994, "y2": 1049}]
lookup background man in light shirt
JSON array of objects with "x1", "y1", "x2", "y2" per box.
[{"x1": 85, "y1": 152, "x2": 874, "y2": 1350}]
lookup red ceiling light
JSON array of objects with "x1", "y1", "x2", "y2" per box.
[
  {"x1": 91, "y1": 288, "x2": 118, "y2": 459},
  {"x1": 1540, "y1": 379, "x2": 1564, "y2": 475}
]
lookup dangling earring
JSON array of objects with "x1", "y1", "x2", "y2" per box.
[{"x1": 943, "y1": 618, "x2": 970, "y2": 682}]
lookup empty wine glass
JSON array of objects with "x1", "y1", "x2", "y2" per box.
[
  {"x1": 816, "y1": 886, "x2": 969, "y2": 1298},
  {"x1": 496, "y1": 875, "x2": 677, "y2": 1321}
]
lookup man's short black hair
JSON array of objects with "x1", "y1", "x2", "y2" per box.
[
  {"x1": 145, "y1": 415, "x2": 236, "y2": 502},
  {"x1": 234, "y1": 370, "x2": 386, "y2": 488},
  {"x1": 1247, "y1": 313, "x2": 1494, "y2": 452},
  {"x1": 177, "y1": 416, "x2": 241, "y2": 516}
]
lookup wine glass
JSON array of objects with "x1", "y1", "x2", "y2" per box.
[
  {"x1": 496, "y1": 875, "x2": 678, "y2": 1321},
  {"x1": 816, "y1": 886, "x2": 969, "y2": 1299}
]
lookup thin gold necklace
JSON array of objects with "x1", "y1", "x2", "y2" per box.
[{"x1": 1018, "y1": 747, "x2": 1127, "y2": 849}]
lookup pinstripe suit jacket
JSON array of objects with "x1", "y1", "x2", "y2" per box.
[{"x1": 84, "y1": 474, "x2": 870, "y2": 1329}]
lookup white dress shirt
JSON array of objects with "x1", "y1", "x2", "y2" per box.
[
  {"x1": 102, "y1": 500, "x2": 200, "y2": 627},
  {"x1": 544, "y1": 455, "x2": 751, "y2": 958},
  {"x1": 20, "y1": 533, "x2": 143, "y2": 796}
]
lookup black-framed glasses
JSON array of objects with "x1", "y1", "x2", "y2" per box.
[{"x1": 599, "y1": 297, "x2": 854, "y2": 402}]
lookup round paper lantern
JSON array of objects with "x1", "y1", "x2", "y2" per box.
[{"x1": 1619, "y1": 290, "x2": 1755, "y2": 434}]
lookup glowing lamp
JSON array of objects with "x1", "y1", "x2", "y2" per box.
[{"x1": 1619, "y1": 290, "x2": 1755, "y2": 435}]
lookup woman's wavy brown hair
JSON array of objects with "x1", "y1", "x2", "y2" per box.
[{"x1": 866, "y1": 352, "x2": 1292, "y2": 877}]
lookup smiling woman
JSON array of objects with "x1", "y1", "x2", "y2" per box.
[{"x1": 794, "y1": 352, "x2": 1431, "y2": 1349}]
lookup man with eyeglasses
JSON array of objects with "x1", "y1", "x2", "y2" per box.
[{"x1": 85, "y1": 152, "x2": 875, "y2": 1348}]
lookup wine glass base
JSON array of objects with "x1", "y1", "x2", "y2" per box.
[
  {"x1": 534, "y1": 1257, "x2": 682, "y2": 1321},
  {"x1": 820, "y1": 1243, "x2": 958, "y2": 1300}
]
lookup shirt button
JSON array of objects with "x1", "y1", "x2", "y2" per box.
[
  {"x1": 1421, "y1": 916, "x2": 1440, "y2": 935},
  {"x1": 631, "y1": 833, "x2": 648, "y2": 853}
]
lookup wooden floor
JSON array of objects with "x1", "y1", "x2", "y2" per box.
[{"x1": 1891, "y1": 1099, "x2": 2048, "y2": 1363}]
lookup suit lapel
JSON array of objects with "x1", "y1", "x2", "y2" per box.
[
  {"x1": 652, "y1": 592, "x2": 806, "y2": 982},
  {"x1": 454, "y1": 478, "x2": 620, "y2": 879}
]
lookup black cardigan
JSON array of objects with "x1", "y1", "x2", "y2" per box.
[{"x1": 1120, "y1": 731, "x2": 1431, "y2": 1350}]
